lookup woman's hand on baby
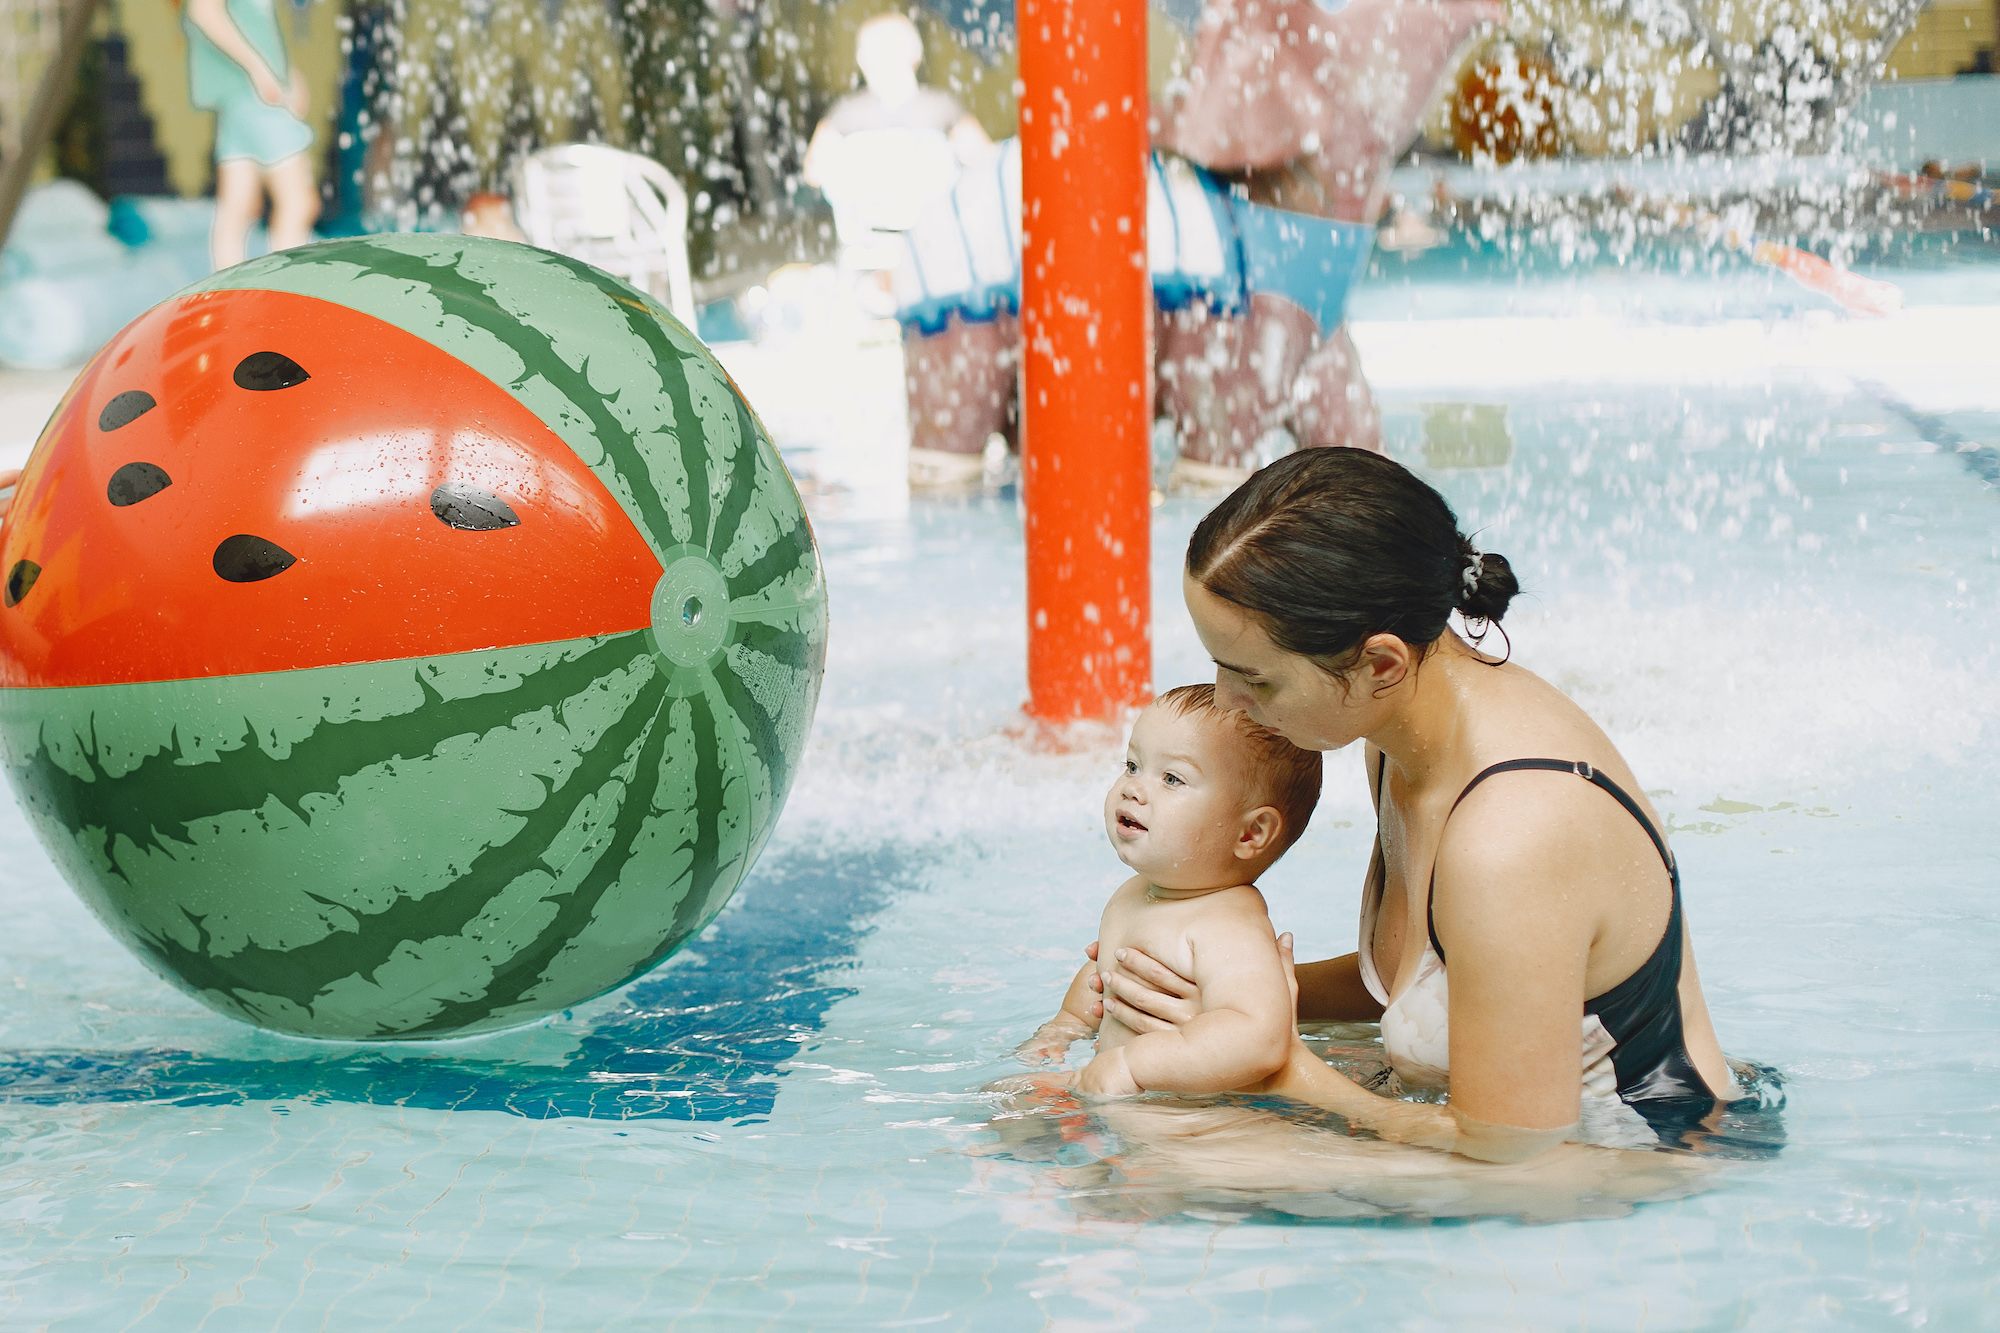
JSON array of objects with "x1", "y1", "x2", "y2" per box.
[
  {"x1": 1276, "y1": 931, "x2": 1301, "y2": 1023},
  {"x1": 1081, "y1": 941, "x2": 1105, "y2": 1020},
  {"x1": 1098, "y1": 947, "x2": 1200, "y2": 1033}
]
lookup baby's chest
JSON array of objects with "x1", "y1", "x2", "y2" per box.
[{"x1": 1098, "y1": 915, "x2": 1198, "y2": 986}]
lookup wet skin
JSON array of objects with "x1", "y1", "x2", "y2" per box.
[{"x1": 1087, "y1": 573, "x2": 1736, "y2": 1162}]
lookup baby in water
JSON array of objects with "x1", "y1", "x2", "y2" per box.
[{"x1": 1019, "y1": 685, "x2": 1322, "y2": 1096}]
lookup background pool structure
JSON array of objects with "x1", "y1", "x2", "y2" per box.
[{"x1": 1, "y1": 242, "x2": 1997, "y2": 1328}]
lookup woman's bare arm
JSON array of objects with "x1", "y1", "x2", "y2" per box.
[
  {"x1": 1259, "y1": 934, "x2": 1577, "y2": 1164},
  {"x1": 1293, "y1": 952, "x2": 1384, "y2": 1022},
  {"x1": 1262, "y1": 798, "x2": 1596, "y2": 1160},
  {"x1": 1104, "y1": 947, "x2": 1382, "y2": 1024},
  {"x1": 1102, "y1": 810, "x2": 1596, "y2": 1163},
  {"x1": 1101, "y1": 967, "x2": 1569, "y2": 1164}
]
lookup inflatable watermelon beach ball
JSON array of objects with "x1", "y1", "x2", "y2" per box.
[{"x1": 0, "y1": 235, "x2": 826, "y2": 1040}]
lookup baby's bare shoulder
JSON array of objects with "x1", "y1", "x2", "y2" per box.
[
  {"x1": 1182, "y1": 887, "x2": 1285, "y2": 982},
  {"x1": 1193, "y1": 883, "x2": 1273, "y2": 921},
  {"x1": 1178, "y1": 886, "x2": 1276, "y2": 947}
]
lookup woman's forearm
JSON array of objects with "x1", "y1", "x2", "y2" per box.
[
  {"x1": 1293, "y1": 953, "x2": 1384, "y2": 1022},
  {"x1": 1265, "y1": 1041, "x2": 1572, "y2": 1163},
  {"x1": 1264, "y1": 1041, "x2": 1452, "y2": 1144}
]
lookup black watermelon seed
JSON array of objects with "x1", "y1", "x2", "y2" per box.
[
  {"x1": 430, "y1": 481, "x2": 521, "y2": 531},
  {"x1": 4, "y1": 559, "x2": 40, "y2": 608},
  {"x1": 107, "y1": 461, "x2": 173, "y2": 507},
  {"x1": 213, "y1": 534, "x2": 297, "y2": 583},
  {"x1": 233, "y1": 351, "x2": 310, "y2": 391},
  {"x1": 98, "y1": 390, "x2": 157, "y2": 432}
]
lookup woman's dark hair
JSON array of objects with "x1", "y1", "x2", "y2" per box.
[{"x1": 1186, "y1": 448, "x2": 1519, "y2": 670}]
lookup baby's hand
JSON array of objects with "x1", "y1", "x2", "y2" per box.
[
  {"x1": 1012, "y1": 1032, "x2": 1073, "y2": 1066},
  {"x1": 1012, "y1": 1014, "x2": 1092, "y2": 1066},
  {"x1": 1069, "y1": 1046, "x2": 1141, "y2": 1099}
]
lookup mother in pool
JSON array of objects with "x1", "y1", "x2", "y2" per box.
[{"x1": 1094, "y1": 447, "x2": 1749, "y2": 1163}]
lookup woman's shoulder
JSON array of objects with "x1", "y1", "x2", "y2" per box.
[
  {"x1": 1468, "y1": 662, "x2": 1642, "y2": 783},
  {"x1": 1436, "y1": 747, "x2": 1665, "y2": 919}
]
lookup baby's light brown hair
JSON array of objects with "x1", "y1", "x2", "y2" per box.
[{"x1": 1155, "y1": 683, "x2": 1322, "y2": 855}]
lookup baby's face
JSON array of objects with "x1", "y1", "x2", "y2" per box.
[{"x1": 1104, "y1": 705, "x2": 1260, "y2": 889}]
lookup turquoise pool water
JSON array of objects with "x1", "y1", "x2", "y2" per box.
[{"x1": 3, "y1": 251, "x2": 1998, "y2": 1327}]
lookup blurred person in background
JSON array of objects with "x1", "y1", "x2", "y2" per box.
[
  {"x1": 803, "y1": 12, "x2": 992, "y2": 271},
  {"x1": 182, "y1": 0, "x2": 320, "y2": 269},
  {"x1": 803, "y1": 13, "x2": 991, "y2": 175}
]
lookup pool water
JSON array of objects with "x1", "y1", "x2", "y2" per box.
[{"x1": 2, "y1": 253, "x2": 1998, "y2": 1328}]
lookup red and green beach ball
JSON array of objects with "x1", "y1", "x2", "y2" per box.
[{"x1": 0, "y1": 235, "x2": 826, "y2": 1040}]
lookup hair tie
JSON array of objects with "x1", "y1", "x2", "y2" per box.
[{"x1": 1461, "y1": 546, "x2": 1485, "y2": 600}]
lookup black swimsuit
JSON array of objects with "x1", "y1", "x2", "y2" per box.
[{"x1": 1383, "y1": 755, "x2": 1725, "y2": 1133}]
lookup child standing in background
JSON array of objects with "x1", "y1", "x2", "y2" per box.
[{"x1": 182, "y1": 0, "x2": 319, "y2": 269}]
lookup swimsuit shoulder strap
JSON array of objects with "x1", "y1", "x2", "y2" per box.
[{"x1": 1425, "y1": 759, "x2": 1674, "y2": 965}]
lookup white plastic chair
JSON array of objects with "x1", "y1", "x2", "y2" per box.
[{"x1": 513, "y1": 144, "x2": 697, "y2": 328}]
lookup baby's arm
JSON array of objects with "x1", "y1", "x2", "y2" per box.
[
  {"x1": 1013, "y1": 958, "x2": 1101, "y2": 1065},
  {"x1": 1074, "y1": 899, "x2": 1292, "y2": 1096}
]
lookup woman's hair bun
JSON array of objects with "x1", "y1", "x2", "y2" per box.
[
  {"x1": 1187, "y1": 448, "x2": 1525, "y2": 669},
  {"x1": 1457, "y1": 544, "x2": 1519, "y2": 623}
]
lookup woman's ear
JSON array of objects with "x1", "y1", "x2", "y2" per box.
[
  {"x1": 1234, "y1": 805, "x2": 1282, "y2": 860},
  {"x1": 1357, "y1": 633, "x2": 1416, "y2": 697}
]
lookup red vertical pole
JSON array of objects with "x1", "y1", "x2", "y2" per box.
[{"x1": 1019, "y1": 0, "x2": 1152, "y2": 723}]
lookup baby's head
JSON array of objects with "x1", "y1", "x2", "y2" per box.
[{"x1": 1104, "y1": 684, "x2": 1323, "y2": 891}]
